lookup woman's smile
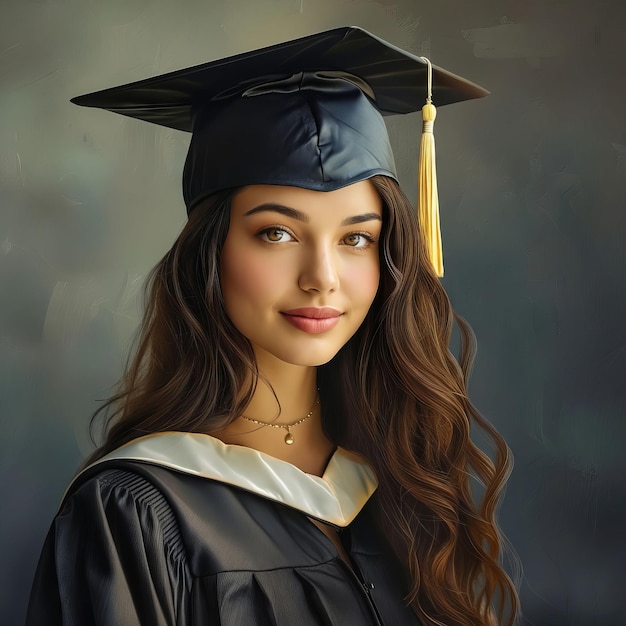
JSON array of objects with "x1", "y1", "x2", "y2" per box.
[{"x1": 280, "y1": 307, "x2": 343, "y2": 334}]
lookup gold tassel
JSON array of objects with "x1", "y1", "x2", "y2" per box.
[{"x1": 418, "y1": 57, "x2": 444, "y2": 277}]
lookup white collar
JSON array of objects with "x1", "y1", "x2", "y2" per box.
[{"x1": 73, "y1": 432, "x2": 378, "y2": 527}]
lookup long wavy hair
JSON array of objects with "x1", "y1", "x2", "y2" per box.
[{"x1": 86, "y1": 175, "x2": 520, "y2": 625}]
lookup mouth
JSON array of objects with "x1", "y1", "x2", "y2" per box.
[
  {"x1": 280, "y1": 308, "x2": 342, "y2": 334},
  {"x1": 281, "y1": 307, "x2": 342, "y2": 319}
]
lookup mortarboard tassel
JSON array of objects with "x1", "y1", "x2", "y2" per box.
[{"x1": 418, "y1": 57, "x2": 444, "y2": 277}]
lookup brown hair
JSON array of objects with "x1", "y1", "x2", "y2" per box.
[{"x1": 86, "y1": 176, "x2": 520, "y2": 625}]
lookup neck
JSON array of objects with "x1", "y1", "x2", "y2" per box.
[{"x1": 211, "y1": 349, "x2": 336, "y2": 475}]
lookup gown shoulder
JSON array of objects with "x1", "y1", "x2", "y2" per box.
[{"x1": 26, "y1": 465, "x2": 192, "y2": 626}]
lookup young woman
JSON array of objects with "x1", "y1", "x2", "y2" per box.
[{"x1": 27, "y1": 27, "x2": 519, "y2": 625}]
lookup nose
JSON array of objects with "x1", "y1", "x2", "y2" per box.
[{"x1": 298, "y1": 243, "x2": 339, "y2": 293}]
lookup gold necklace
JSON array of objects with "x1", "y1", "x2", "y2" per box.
[{"x1": 240, "y1": 394, "x2": 320, "y2": 445}]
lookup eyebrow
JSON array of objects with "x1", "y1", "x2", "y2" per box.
[{"x1": 243, "y1": 203, "x2": 382, "y2": 226}]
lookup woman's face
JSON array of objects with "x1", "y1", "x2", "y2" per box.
[{"x1": 220, "y1": 180, "x2": 382, "y2": 367}]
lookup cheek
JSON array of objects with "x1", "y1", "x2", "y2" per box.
[
  {"x1": 220, "y1": 241, "x2": 284, "y2": 310},
  {"x1": 344, "y1": 258, "x2": 380, "y2": 306}
]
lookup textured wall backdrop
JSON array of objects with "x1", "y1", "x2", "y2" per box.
[{"x1": 1, "y1": 1, "x2": 625, "y2": 624}]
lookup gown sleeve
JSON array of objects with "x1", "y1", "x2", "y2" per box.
[{"x1": 26, "y1": 468, "x2": 192, "y2": 626}]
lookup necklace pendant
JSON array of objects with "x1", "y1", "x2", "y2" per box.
[{"x1": 284, "y1": 431, "x2": 294, "y2": 445}]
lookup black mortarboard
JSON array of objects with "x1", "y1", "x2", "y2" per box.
[{"x1": 72, "y1": 26, "x2": 488, "y2": 274}]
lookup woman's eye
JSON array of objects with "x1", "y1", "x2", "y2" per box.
[
  {"x1": 259, "y1": 227, "x2": 293, "y2": 243},
  {"x1": 343, "y1": 233, "x2": 375, "y2": 248}
]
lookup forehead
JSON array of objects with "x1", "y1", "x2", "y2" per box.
[{"x1": 231, "y1": 181, "x2": 383, "y2": 219}]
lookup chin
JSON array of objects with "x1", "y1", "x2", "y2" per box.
[
  {"x1": 256, "y1": 344, "x2": 342, "y2": 368},
  {"x1": 280, "y1": 351, "x2": 340, "y2": 367}
]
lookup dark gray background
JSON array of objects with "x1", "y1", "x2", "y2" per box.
[{"x1": 1, "y1": 1, "x2": 624, "y2": 624}]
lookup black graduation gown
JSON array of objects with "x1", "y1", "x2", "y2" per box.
[{"x1": 26, "y1": 432, "x2": 421, "y2": 625}]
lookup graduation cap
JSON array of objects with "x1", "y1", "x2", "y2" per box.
[{"x1": 72, "y1": 26, "x2": 488, "y2": 276}]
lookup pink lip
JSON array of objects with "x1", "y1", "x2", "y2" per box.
[
  {"x1": 280, "y1": 308, "x2": 342, "y2": 334},
  {"x1": 281, "y1": 307, "x2": 342, "y2": 319}
]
